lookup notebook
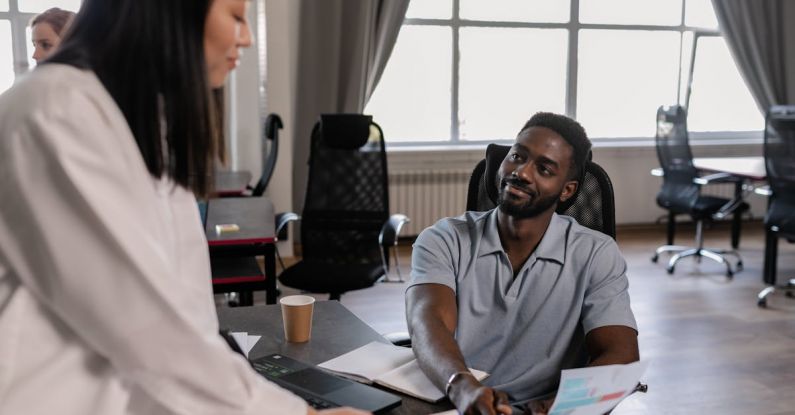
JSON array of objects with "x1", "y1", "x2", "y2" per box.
[{"x1": 318, "y1": 341, "x2": 489, "y2": 403}]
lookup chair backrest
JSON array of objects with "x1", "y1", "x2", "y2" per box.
[
  {"x1": 251, "y1": 113, "x2": 283, "y2": 197},
  {"x1": 764, "y1": 106, "x2": 795, "y2": 234},
  {"x1": 655, "y1": 105, "x2": 700, "y2": 212},
  {"x1": 301, "y1": 114, "x2": 389, "y2": 264},
  {"x1": 465, "y1": 143, "x2": 616, "y2": 239}
]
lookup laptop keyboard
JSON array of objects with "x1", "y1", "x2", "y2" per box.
[{"x1": 252, "y1": 360, "x2": 339, "y2": 409}]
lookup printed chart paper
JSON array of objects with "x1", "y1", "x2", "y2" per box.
[{"x1": 547, "y1": 360, "x2": 649, "y2": 415}]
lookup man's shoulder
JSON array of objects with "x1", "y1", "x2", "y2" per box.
[
  {"x1": 555, "y1": 215, "x2": 618, "y2": 257},
  {"x1": 429, "y1": 210, "x2": 492, "y2": 235}
]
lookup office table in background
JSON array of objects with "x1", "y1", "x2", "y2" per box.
[
  {"x1": 216, "y1": 301, "x2": 453, "y2": 414},
  {"x1": 206, "y1": 197, "x2": 278, "y2": 305},
  {"x1": 214, "y1": 170, "x2": 252, "y2": 197},
  {"x1": 693, "y1": 156, "x2": 766, "y2": 181}
]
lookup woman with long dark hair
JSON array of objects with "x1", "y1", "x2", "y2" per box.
[{"x1": 0, "y1": 1, "x2": 366, "y2": 414}]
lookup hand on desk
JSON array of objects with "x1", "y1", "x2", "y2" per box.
[
  {"x1": 308, "y1": 407, "x2": 371, "y2": 415},
  {"x1": 449, "y1": 376, "x2": 512, "y2": 415}
]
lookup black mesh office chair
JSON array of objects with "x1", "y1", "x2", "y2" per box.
[
  {"x1": 251, "y1": 113, "x2": 283, "y2": 197},
  {"x1": 651, "y1": 105, "x2": 747, "y2": 277},
  {"x1": 757, "y1": 106, "x2": 795, "y2": 308},
  {"x1": 466, "y1": 143, "x2": 616, "y2": 239},
  {"x1": 278, "y1": 114, "x2": 409, "y2": 300}
]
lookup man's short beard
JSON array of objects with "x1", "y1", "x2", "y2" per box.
[{"x1": 497, "y1": 181, "x2": 561, "y2": 219}]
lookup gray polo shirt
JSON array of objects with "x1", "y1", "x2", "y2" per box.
[{"x1": 409, "y1": 210, "x2": 637, "y2": 402}]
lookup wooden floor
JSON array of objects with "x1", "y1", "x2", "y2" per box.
[{"x1": 236, "y1": 222, "x2": 795, "y2": 415}]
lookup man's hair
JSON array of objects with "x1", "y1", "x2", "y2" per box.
[
  {"x1": 520, "y1": 112, "x2": 592, "y2": 181},
  {"x1": 47, "y1": 0, "x2": 222, "y2": 197},
  {"x1": 30, "y1": 7, "x2": 76, "y2": 35}
]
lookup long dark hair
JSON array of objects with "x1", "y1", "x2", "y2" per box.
[{"x1": 47, "y1": 0, "x2": 221, "y2": 196}]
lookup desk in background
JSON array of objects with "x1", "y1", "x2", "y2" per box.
[
  {"x1": 214, "y1": 170, "x2": 253, "y2": 197},
  {"x1": 217, "y1": 301, "x2": 452, "y2": 414},
  {"x1": 693, "y1": 157, "x2": 766, "y2": 181},
  {"x1": 206, "y1": 197, "x2": 278, "y2": 305}
]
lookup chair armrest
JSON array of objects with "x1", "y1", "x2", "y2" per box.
[
  {"x1": 379, "y1": 214, "x2": 411, "y2": 247},
  {"x1": 713, "y1": 197, "x2": 748, "y2": 220},
  {"x1": 693, "y1": 172, "x2": 740, "y2": 185},
  {"x1": 275, "y1": 212, "x2": 300, "y2": 241},
  {"x1": 754, "y1": 185, "x2": 772, "y2": 196}
]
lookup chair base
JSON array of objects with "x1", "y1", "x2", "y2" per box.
[
  {"x1": 652, "y1": 244, "x2": 742, "y2": 278},
  {"x1": 757, "y1": 279, "x2": 795, "y2": 308}
]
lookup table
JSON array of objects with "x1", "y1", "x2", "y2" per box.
[
  {"x1": 206, "y1": 197, "x2": 278, "y2": 304},
  {"x1": 693, "y1": 157, "x2": 766, "y2": 180},
  {"x1": 214, "y1": 170, "x2": 253, "y2": 197},
  {"x1": 695, "y1": 157, "x2": 780, "y2": 284},
  {"x1": 216, "y1": 301, "x2": 453, "y2": 414}
]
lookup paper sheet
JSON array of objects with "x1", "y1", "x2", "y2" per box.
[
  {"x1": 230, "y1": 332, "x2": 261, "y2": 358},
  {"x1": 546, "y1": 360, "x2": 649, "y2": 415}
]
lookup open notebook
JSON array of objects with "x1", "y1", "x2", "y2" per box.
[{"x1": 318, "y1": 341, "x2": 488, "y2": 403}]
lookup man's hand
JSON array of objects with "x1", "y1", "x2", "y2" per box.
[
  {"x1": 523, "y1": 397, "x2": 554, "y2": 415},
  {"x1": 449, "y1": 376, "x2": 512, "y2": 415}
]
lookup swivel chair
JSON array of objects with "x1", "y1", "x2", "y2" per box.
[
  {"x1": 278, "y1": 114, "x2": 409, "y2": 300},
  {"x1": 651, "y1": 105, "x2": 747, "y2": 277},
  {"x1": 757, "y1": 105, "x2": 795, "y2": 308}
]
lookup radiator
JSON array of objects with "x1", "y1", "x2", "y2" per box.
[{"x1": 389, "y1": 170, "x2": 473, "y2": 236}]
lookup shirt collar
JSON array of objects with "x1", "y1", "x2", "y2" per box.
[{"x1": 478, "y1": 209, "x2": 568, "y2": 265}]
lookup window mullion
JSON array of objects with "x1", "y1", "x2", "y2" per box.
[
  {"x1": 565, "y1": 0, "x2": 579, "y2": 119},
  {"x1": 451, "y1": 0, "x2": 460, "y2": 144}
]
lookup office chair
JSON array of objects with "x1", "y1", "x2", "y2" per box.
[
  {"x1": 757, "y1": 106, "x2": 795, "y2": 308},
  {"x1": 466, "y1": 143, "x2": 616, "y2": 239},
  {"x1": 277, "y1": 114, "x2": 410, "y2": 301},
  {"x1": 251, "y1": 113, "x2": 283, "y2": 196},
  {"x1": 651, "y1": 105, "x2": 747, "y2": 278}
]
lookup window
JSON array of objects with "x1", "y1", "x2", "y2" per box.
[
  {"x1": 0, "y1": 0, "x2": 81, "y2": 94},
  {"x1": 367, "y1": 0, "x2": 762, "y2": 144}
]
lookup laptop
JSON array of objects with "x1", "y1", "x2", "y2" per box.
[{"x1": 251, "y1": 353, "x2": 402, "y2": 413}]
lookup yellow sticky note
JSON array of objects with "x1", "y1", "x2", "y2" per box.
[{"x1": 215, "y1": 224, "x2": 240, "y2": 234}]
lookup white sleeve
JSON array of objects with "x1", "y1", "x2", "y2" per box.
[{"x1": 0, "y1": 88, "x2": 307, "y2": 415}]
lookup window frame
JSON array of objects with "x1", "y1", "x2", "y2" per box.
[
  {"x1": 1, "y1": 0, "x2": 37, "y2": 78},
  {"x1": 386, "y1": 0, "x2": 760, "y2": 146}
]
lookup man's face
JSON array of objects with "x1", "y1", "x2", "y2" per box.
[{"x1": 496, "y1": 126, "x2": 578, "y2": 219}]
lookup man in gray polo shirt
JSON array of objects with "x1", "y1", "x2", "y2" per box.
[{"x1": 406, "y1": 112, "x2": 638, "y2": 415}]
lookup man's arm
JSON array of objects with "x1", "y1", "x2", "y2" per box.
[
  {"x1": 406, "y1": 284, "x2": 512, "y2": 415},
  {"x1": 585, "y1": 325, "x2": 639, "y2": 367}
]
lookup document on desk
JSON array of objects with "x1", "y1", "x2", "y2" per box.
[
  {"x1": 229, "y1": 332, "x2": 261, "y2": 358},
  {"x1": 318, "y1": 341, "x2": 488, "y2": 403},
  {"x1": 545, "y1": 360, "x2": 649, "y2": 415}
]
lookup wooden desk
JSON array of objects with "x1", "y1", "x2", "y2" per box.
[
  {"x1": 216, "y1": 301, "x2": 453, "y2": 414},
  {"x1": 693, "y1": 156, "x2": 766, "y2": 181},
  {"x1": 214, "y1": 171, "x2": 253, "y2": 197},
  {"x1": 206, "y1": 197, "x2": 277, "y2": 304}
]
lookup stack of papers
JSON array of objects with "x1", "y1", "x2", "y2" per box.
[{"x1": 318, "y1": 341, "x2": 488, "y2": 402}]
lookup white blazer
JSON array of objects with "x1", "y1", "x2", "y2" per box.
[{"x1": 0, "y1": 65, "x2": 306, "y2": 414}]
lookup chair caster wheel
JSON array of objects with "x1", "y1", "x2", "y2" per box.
[
  {"x1": 726, "y1": 271, "x2": 734, "y2": 279},
  {"x1": 666, "y1": 266, "x2": 674, "y2": 274},
  {"x1": 736, "y1": 261, "x2": 744, "y2": 271},
  {"x1": 786, "y1": 291, "x2": 794, "y2": 299},
  {"x1": 651, "y1": 255, "x2": 659, "y2": 263},
  {"x1": 757, "y1": 298, "x2": 767, "y2": 308}
]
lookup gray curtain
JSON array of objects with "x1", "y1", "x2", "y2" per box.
[
  {"x1": 712, "y1": 0, "x2": 795, "y2": 111},
  {"x1": 291, "y1": 0, "x2": 409, "y2": 214}
]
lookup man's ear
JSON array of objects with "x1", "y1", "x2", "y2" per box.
[{"x1": 559, "y1": 180, "x2": 578, "y2": 203}]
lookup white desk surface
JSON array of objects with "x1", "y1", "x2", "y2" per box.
[{"x1": 693, "y1": 156, "x2": 766, "y2": 180}]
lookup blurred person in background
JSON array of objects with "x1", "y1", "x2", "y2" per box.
[{"x1": 30, "y1": 7, "x2": 76, "y2": 64}]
